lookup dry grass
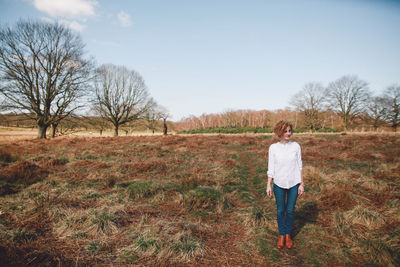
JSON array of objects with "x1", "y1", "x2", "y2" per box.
[{"x1": 0, "y1": 133, "x2": 399, "y2": 266}]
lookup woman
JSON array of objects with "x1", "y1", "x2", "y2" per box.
[{"x1": 266, "y1": 120, "x2": 304, "y2": 249}]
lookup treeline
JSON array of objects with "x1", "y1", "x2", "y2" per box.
[
  {"x1": 176, "y1": 76, "x2": 400, "y2": 133},
  {"x1": 176, "y1": 109, "x2": 342, "y2": 133},
  {"x1": 0, "y1": 114, "x2": 172, "y2": 136}
]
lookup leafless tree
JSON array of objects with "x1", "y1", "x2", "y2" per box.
[
  {"x1": 362, "y1": 96, "x2": 388, "y2": 130},
  {"x1": 0, "y1": 20, "x2": 93, "y2": 138},
  {"x1": 383, "y1": 84, "x2": 400, "y2": 132},
  {"x1": 326, "y1": 75, "x2": 370, "y2": 132},
  {"x1": 144, "y1": 104, "x2": 170, "y2": 134},
  {"x1": 93, "y1": 64, "x2": 154, "y2": 136},
  {"x1": 158, "y1": 106, "x2": 170, "y2": 135},
  {"x1": 290, "y1": 82, "x2": 326, "y2": 132},
  {"x1": 145, "y1": 103, "x2": 161, "y2": 134}
]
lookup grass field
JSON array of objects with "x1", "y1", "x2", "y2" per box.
[{"x1": 0, "y1": 134, "x2": 399, "y2": 266}]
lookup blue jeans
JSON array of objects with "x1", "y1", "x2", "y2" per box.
[{"x1": 273, "y1": 183, "x2": 299, "y2": 236}]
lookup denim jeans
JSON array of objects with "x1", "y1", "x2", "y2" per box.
[{"x1": 273, "y1": 183, "x2": 299, "y2": 236}]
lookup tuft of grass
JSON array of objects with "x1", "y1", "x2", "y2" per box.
[
  {"x1": 105, "y1": 176, "x2": 116, "y2": 188},
  {"x1": 133, "y1": 234, "x2": 160, "y2": 256},
  {"x1": 57, "y1": 157, "x2": 69, "y2": 165},
  {"x1": 91, "y1": 210, "x2": 118, "y2": 235},
  {"x1": 10, "y1": 228, "x2": 37, "y2": 244},
  {"x1": 54, "y1": 208, "x2": 120, "y2": 239},
  {"x1": 243, "y1": 206, "x2": 271, "y2": 227},
  {"x1": 171, "y1": 234, "x2": 204, "y2": 261},
  {"x1": 127, "y1": 180, "x2": 163, "y2": 200},
  {"x1": 186, "y1": 186, "x2": 222, "y2": 211},
  {"x1": 87, "y1": 240, "x2": 105, "y2": 254},
  {"x1": 359, "y1": 238, "x2": 398, "y2": 266},
  {"x1": 344, "y1": 205, "x2": 384, "y2": 230}
]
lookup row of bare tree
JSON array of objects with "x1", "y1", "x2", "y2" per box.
[
  {"x1": 174, "y1": 109, "x2": 344, "y2": 132},
  {"x1": 176, "y1": 76, "x2": 399, "y2": 132},
  {"x1": 0, "y1": 20, "x2": 168, "y2": 138},
  {"x1": 291, "y1": 76, "x2": 399, "y2": 132}
]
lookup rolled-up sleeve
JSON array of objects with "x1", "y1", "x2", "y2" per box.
[{"x1": 267, "y1": 145, "x2": 275, "y2": 178}]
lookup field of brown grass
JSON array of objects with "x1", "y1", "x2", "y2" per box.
[{"x1": 0, "y1": 134, "x2": 399, "y2": 266}]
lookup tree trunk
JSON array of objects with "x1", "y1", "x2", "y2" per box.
[
  {"x1": 51, "y1": 123, "x2": 58, "y2": 138},
  {"x1": 37, "y1": 125, "x2": 48, "y2": 139},
  {"x1": 163, "y1": 119, "x2": 168, "y2": 135},
  {"x1": 114, "y1": 125, "x2": 119, "y2": 136}
]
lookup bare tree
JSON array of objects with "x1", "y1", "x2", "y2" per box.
[
  {"x1": 362, "y1": 96, "x2": 388, "y2": 131},
  {"x1": 290, "y1": 82, "x2": 326, "y2": 132},
  {"x1": 93, "y1": 64, "x2": 154, "y2": 136},
  {"x1": 383, "y1": 84, "x2": 400, "y2": 132},
  {"x1": 0, "y1": 20, "x2": 93, "y2": 138},
  {"x1": 326, "y1": 75, "x2": 370, "y2": 132},
  {"x1": 158, "y1": 106, "x2": 170, "y2": 135},
  {"x1": 145, "y1": 103, "x2": 162, "y2": 134}
]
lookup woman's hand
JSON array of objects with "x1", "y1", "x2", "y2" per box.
[
  {"x1": 266, "y1": 184, "x2": 272, "y2": 198},
  {"x1": 298, "y1": 184, "x2": 304, "y2": 197}
]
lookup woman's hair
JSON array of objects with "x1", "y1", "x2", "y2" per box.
[{"x1": 273, "y1": 120, "x2": 293, "y2": 138}]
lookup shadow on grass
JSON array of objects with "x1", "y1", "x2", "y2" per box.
[{"x1": 292, "y1": 201, "x2": 318, "y2": 239}]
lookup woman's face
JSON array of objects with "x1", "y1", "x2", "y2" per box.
[{"x1": 281, "y1": 126, "x2": 292, "y2": 141}]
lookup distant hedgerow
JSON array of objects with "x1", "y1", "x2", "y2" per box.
[{"x1": 178, "y1": 126, "x2": 272, "y2": 134}]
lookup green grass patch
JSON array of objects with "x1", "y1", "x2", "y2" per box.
[
  {"x1": 127, "y1": 180, "x2": 164, "y2": 200},
  {"x1": 256, "y1": 234, "x2": 279, "y2": 262},
  {"x1": 186, "y1": 186, "x2": 222, "y2": 211}
]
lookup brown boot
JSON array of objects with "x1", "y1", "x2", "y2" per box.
[
  {"x1": 277, "y1": 235, "x2": 285, "y2": 249},
  {"x1": 285, "y1": 234, "x2": 293, "y2": 248}
]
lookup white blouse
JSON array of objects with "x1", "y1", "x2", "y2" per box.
[{"x1": 267, "y1": 141, "x2": 302, "y2": 189}]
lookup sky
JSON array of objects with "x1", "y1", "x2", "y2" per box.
[{"x1": 1, "y1": 0, "x2": 400, "y2": 121}]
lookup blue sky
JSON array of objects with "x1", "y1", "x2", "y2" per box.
[{"x1": 1, "y1": 0, "x2": 400, "y2": 121}]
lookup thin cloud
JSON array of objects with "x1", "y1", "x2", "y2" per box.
[
  {"x1": 117, "y1": 11, "x2": 132, "y2": 27},
  {"x1": 33, "y1": 0, "x2": 97, "y2": 19},
  {"x1": 40, "y1": 17, "x2": 85, "y2": 32},
  {"x1": 60, "y1": 20, "x2": 85, "y2": 32}
]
